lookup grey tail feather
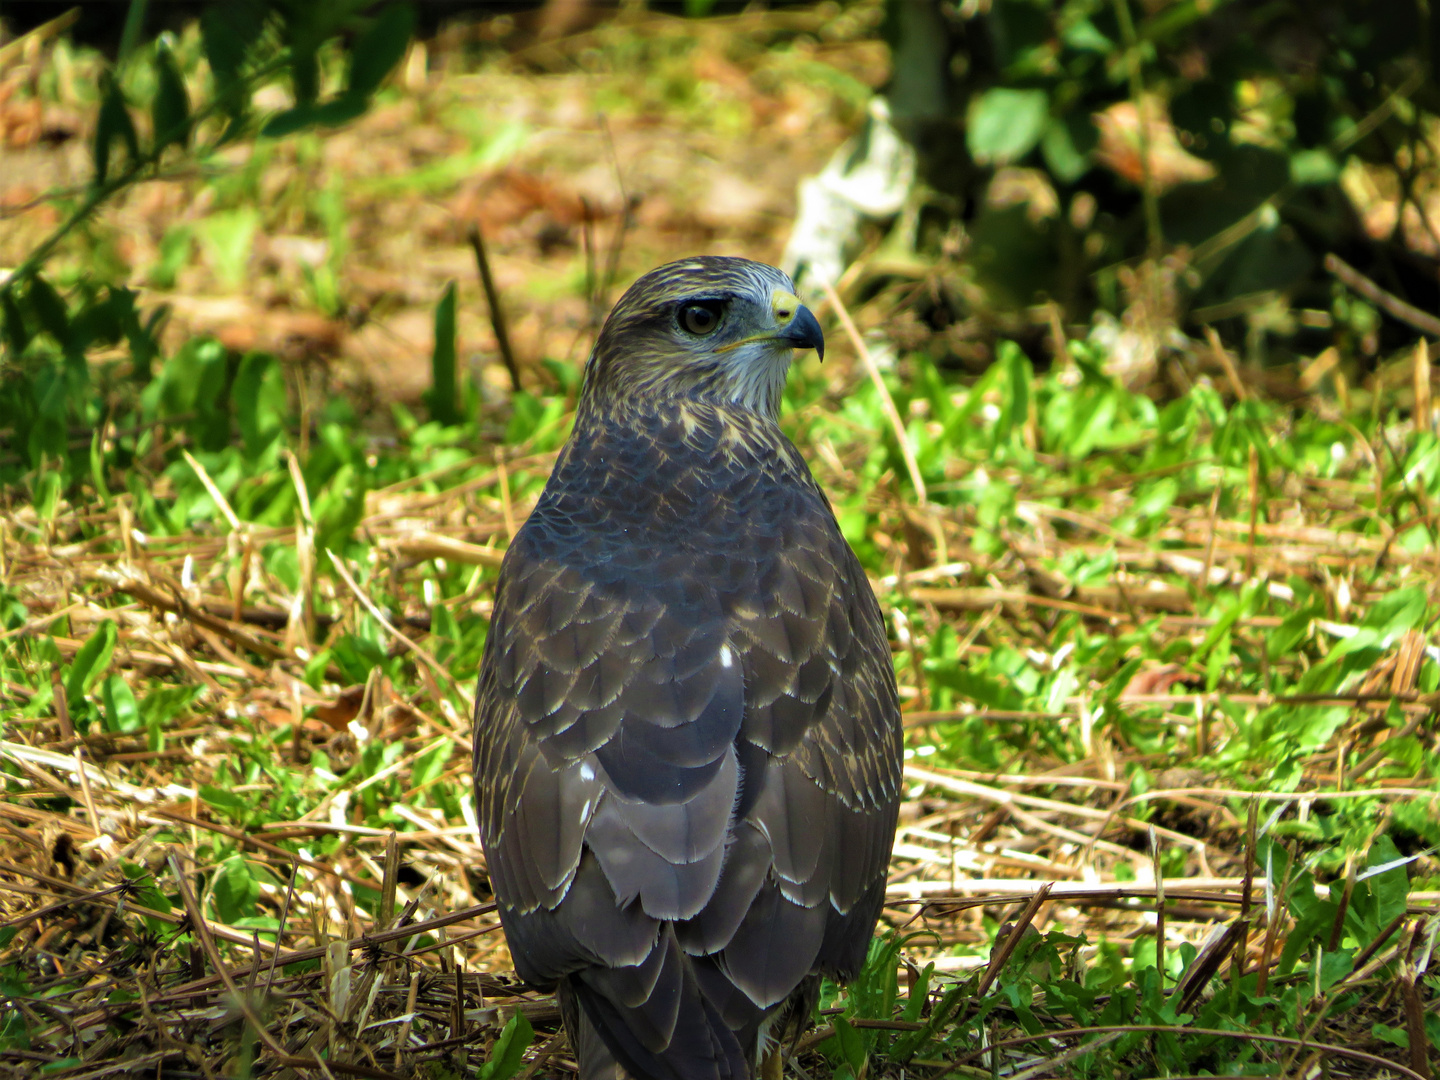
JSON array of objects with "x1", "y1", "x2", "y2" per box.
[
  {"x1": 560, "y1": 982, "x2": 627, "y2": 1080},
  {"x1": 562, "y1": 974, "x2": 749, "y2": 1080}
]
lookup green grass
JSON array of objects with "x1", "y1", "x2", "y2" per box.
[{"x1": 3, "y1": 324, "x2": 1437, "y2": 1075}]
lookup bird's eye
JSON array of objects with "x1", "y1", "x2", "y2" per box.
[{"x1": 679, "y1": 301, "x2": 724, "y2": 336}]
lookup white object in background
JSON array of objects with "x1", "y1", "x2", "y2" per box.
[{"x1": 782, "y1": 98, "x2": 916, "y2": 295}]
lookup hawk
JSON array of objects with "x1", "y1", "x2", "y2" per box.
[{"x1": 473, "y1": 256, "x2": 902, "y2": 1080}]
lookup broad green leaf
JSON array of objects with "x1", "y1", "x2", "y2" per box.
[
  {"x1": 116, "y1": 0, "x2": 151, "y2": 65},
  {"x1": 1372, "y1": 1024, "x2": 1409, "y2": 1049},
  {"x1": 967, "y1": 88, "x2": 1049, "y2": 166},
  {"x1": 260, "y1": 96, "x2": 368, "y2": 138},
  {"x1": 1196, "y1": 581, "x2": 1259, "y2": 660},
  {"x1": 1318, "y1": 948, "x2": 1353, "y2": 990},
  {"x1": 149, "y1": 225, "x2": 192, "y2": 289},
  {"x1": 212, "y1": 854, "x2": 260, "y2": 923},
  {"x1": 427, "y1": 281, "x2": 459, "y2": 426},
  {"x1": 150, "y1": 41, "x2": 191, "y2": 151},
  {"x1": 346, "y1": 4, "x2": 416, "y2": 99},
  {"x1": 901, "y1": 961, "x2": 933, "y2": 1024},
  {"x1": 201, "y1": 1, "x2": 264, "y2": 127},
  {"x1": 1041, "y1": 115, "x2": 1090, "y2": 183},
  {"x1": 121, "y1": 863, "x2": 171, "y2": 915},
  {"x1": 831, "y1": 1017, "x2": 868, "y2": 1073},
  {"x1": 27, "y1": 277, "x2": 69, "y2": 348},
  {"x1": 1363, "y1": 586, "x2": 1427, "y2": 638},
  {"x1": 65, "y1": 620, "x2": 117, "y2": 704},
  {"x1": 410, "y1": 737, "x2": 453, "y2": 792},
  {"x1": 1364, "y1": 834, "x2": 1410, "y2": 928},
  {"x1": 1, "y1": 288, "x2": 30, "y2": 355},
  {"x1": 93, "y1": 76, "x2": 140, "y2": 184},
  {"x1": 1291, "y1": 149, "x2": 1339, "y2": 185},
  {"x1": 33, "y1": 469, "x2": 62, "y2": 520},
  {"x1": 477, "y1": 1007, "x2": 533, "y2": 1080},
  {"x1": 1267, "y1": 604, "x2": 1315, "y2": 659},
  {"x1": 235, "y1": 351, "x2": 286, "y2": 458},
  {"x1": 315, "y1": 464, "x2": 369, "y2": 551},
  {"x1": 195, "y1": 209, "x2": 259, "y2": 290},
  {"x1": 101, "y1": 674, "x2": 140, "y2": 734},
  {"x1": 199, "y1": 784, "x2": 250, "y2": 820},
  {"x1": 140, "y1": 684, "x2": 204, "y2": 730},
  {"x1": 1062, "y1": 17, "x2": 1113, "y2": 51}
]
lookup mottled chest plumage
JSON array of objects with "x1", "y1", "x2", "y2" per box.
[{"x1": 519, "y1": 403, "x2": 823, "y2": 600}]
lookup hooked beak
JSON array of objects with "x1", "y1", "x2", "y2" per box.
[{"x1": 778, "y1": 303, "x2": 825, "y2": 361}]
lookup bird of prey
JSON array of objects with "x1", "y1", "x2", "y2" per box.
[{"x1": 473, "y1": 256, "x2": 902, "y2": 1080}]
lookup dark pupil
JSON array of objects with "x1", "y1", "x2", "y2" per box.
[{"x1": 683, "y1": 304, "x2": 719, "y2": 334}]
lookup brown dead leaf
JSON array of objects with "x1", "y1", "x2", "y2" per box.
[
  {"x1": 1094, "y1": 97, "x2": 1216, "y2": 194},
  {"x1": 450, "y1": 168, "x2": 590, "y2": 251},
  {"x1": 168, "y1": 298, "x2": 346, "y2": 361},
  {"x1": 0, "y1": 75, "x2": 79, "y2": 148},
  {"x1": 313, "y1": 684, "x2": 369, "y2": 732},
  {"x1": 0, "y1": 79, "x2": 41, "y2": 148},
  {"x1": 1119, "y1": 663, "x2": 1198, "y2": 700}
]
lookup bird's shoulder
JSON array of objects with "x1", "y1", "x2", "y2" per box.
[{"x1": 508, "y1": 399, "x2": 837, "y2": 577}]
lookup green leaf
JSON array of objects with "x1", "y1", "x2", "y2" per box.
[
  {"x1": 32, "y1": 367, "x2": 70, "y2": 423},
  {"x1": 410, "y1": 737, "x2": 453, "y2": 792},
  {"x1": 427, "y1": 281, "x2": 459, "y2": 426},
  {"x1": 212, "y1": 854, "x2": 260, "y2": 923},
  {"x1": 346, "y1": 4, "x2": 416, "y2": 99},
  {"x1": 478, "y1": 1011, "x2": 533, "y2": 1080},
  {"x1": 65, "y1": 620, "x2": 117, "y2": 704},
  {"x1": 151, "y1": 41, "x2": 191, "y2": 152},
  {"x1": 149, "y1": 225, "x2": 193, "y2": 290},
  {"x1": 27, "y1": 277, "x2": 70, "y2": 347},
  {"x1": 1, "y1": 288, "x2": 31, "y2": 356},
  {"x1": 1062, "y1": 17, "x2": 1113, "y2": 52},
  {"x1": 117, "y1": 0, "x2": 151, "y2": 66},
  {"x1": 994, "y1": 339, "x2": 1032, "y2": 446},
  {"x1": 195, "y1": 208, "x2": 259, "y2": 290},
  {"x1": 260, "y1": 96, "x2": 370, "y2": 138},
  {"x1": 202, "y1": 1, "x2": 264, "y2": 116},
  {"x1": 1196, "y1": 580, "x2": 1259, "y2": 661},
  {"x1": 235, "y1": 351, "x2": 286, "y2": 457},
  {"x1": 199, "y1": 784, "x2": 250, "y2": 821},
  {"x1": 1364, "y1": 834, "x2": 1410, "y2": 928},
  {"x1": 140, "y1": 684, "x2": 204, "y2": 736},
  {"x1": 831, "y1": 1017, "x2": 868, "y2": 1074},
  {"x1": 1267, "y1": 603, "x2": 1315, "y2": 659},
  {"x1": 1363, "y1": 586, "x2": 1427, "y2": 638},
  {"x1": 304, "y1": 649, "x2": 333, "y2": 689},
  {"x1": 315, "y1": 464, "x2": 369, "y2": 552},
  {"x1": 1041, "y1": 116, "x2": 1089, "y2": 184},
  {"x1": 1317, "y1": 948, "x2": 1353, "y2": 990},
  {"x1": 1290, "y1": 149, "x2": 1339, "y2": 186},
  {"x1": 89, "y1": 429, "x2": 111, "y2": 505},
  {"x1": 93, "y1": 75, "x2": 140, "y2": 185},
  {"x1": 1372, "y1": 1023, "x2": 1409, "y2": 1049},
  {"x1": 967, "y1": 88, "x2": 1050, "y2": 166},
  {"x1": 101, "y1": 674, "x2": 140, "y2": 734}
]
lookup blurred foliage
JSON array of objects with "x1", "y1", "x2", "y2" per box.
[
  {"x1": 0, "y1": 0, "x2": 415, "y2": 482},
  {"x1": 885, "y1": 0, "x2": 1438, "y2": 366}
]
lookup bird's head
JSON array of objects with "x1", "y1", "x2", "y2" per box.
[{"x1": 581, "y1": 256, "x2": 824, "y2": 420}]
